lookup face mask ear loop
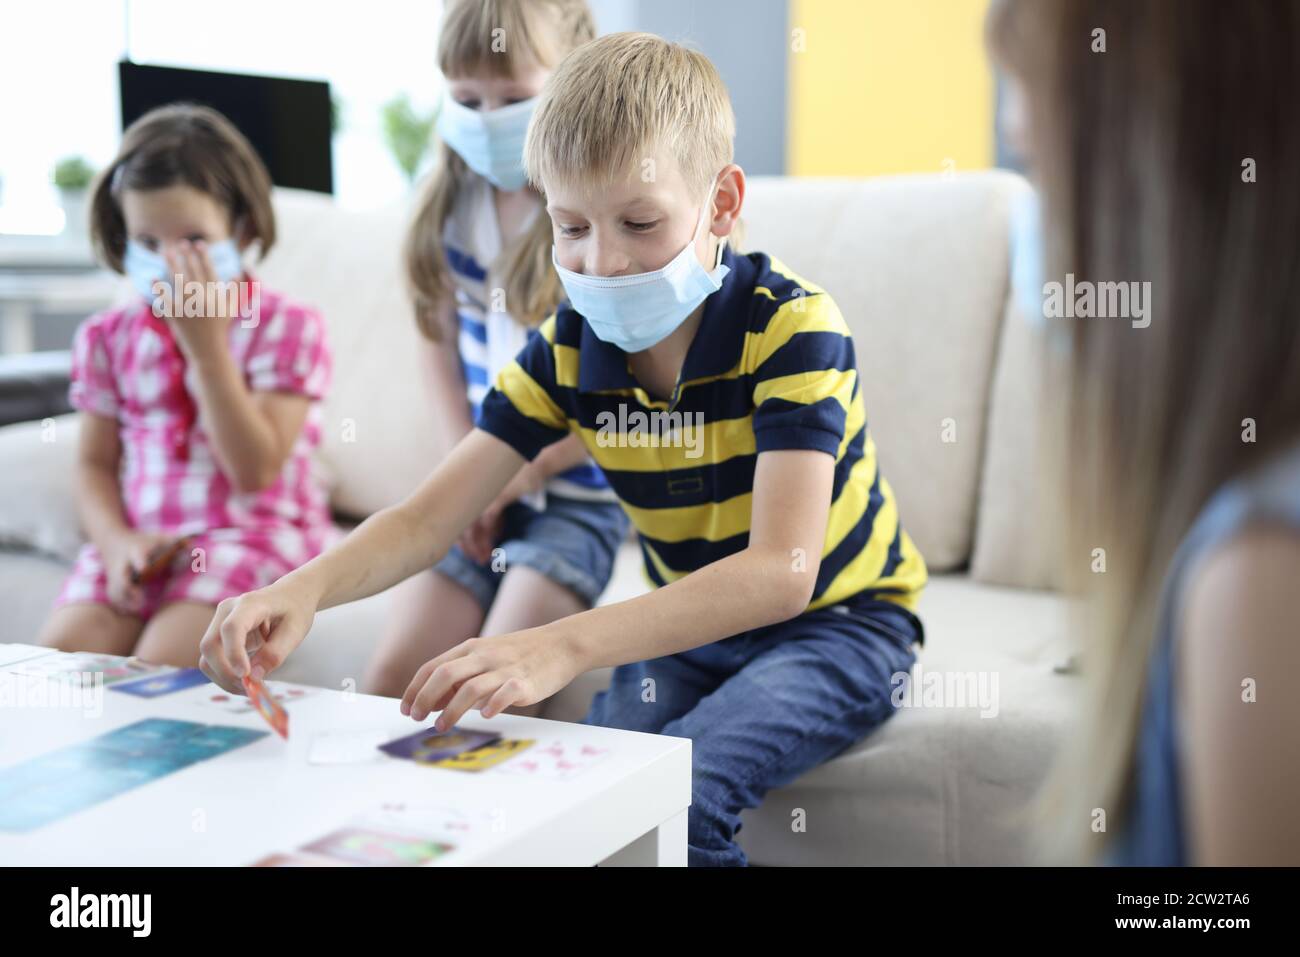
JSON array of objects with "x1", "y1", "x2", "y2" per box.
[{"x1": 698, "y1": 174, "x2": 727, "y2": 271}]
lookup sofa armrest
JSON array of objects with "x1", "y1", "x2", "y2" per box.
[{"x1": 0, "y1": 350, "x2": 73, "y2": 428}]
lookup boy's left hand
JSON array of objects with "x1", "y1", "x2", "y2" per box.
[
  {"x1": 457, "y1": 505, "x2": 505, "y2": 564},
  {"x1": 399, "y1": 627, "x2": 583, "y2": 730},
  {"x1": 457, "y1": 463, "x2": 542, "y2": 563},
  {"x1": 159, "y1": 240, "x2": 233, "y2": 360}
]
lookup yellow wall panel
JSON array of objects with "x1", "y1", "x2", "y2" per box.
[{"x1": 788, "y1": 0, "x2": 994, "y2": 177}]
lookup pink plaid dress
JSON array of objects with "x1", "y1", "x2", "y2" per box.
[{"x1": 55, "y1": 281, "x2": 336, "y2": 619}]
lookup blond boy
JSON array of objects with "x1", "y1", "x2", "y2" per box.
[{"x1": 202, "y1": 33, "x2": 927, "y2": 867}]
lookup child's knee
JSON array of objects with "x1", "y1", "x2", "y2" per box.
[
  {"x1": 582, "y1": 683, "x2": 668, "y2": 734},
  {"x1": 39, "y1": 605, "x2": 139, "y2": 655},
  {"x1": 133, "y1": 634, "x2": 198, "y2": 668},
  {"x1": 135, "y1": 613, "x2": 209, "y2": 667},
  {"x1": 38, "y1": 616, "x2": 82, "y2": 651},
  {"x1": 40, "y1": 628, "x2": 86, "y2": 654}
]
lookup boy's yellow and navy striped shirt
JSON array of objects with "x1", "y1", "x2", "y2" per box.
[{"x1": 477, "y1": 246, "x2": 928, "y2": 618}]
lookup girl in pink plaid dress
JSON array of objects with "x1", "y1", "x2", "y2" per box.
[{"x1": 37, "y1": 105, "x2": 334, "y2": 667}]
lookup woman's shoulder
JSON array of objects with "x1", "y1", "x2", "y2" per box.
[
  {"x1": 1176, "y1": 439, "x2": 1300, "y2": 642},
  {"x1": 1171, "y1": 453, "x2": 1300, "y2": 864},
  {"x1": 1179, "y1": 441, "x2": 1300, "y2": 574},
  {"x1": 1180, "y1": 439, "x2": 1300, "y2": 630},
  {"x1": 1128, "y1": 441, "x2": 1300, "y2": 853}
]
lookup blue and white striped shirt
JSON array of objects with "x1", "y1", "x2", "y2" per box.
[{"x1": 442, "y1": 175, "x2": 615, "y2": 503}]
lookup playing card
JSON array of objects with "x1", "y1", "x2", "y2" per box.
[
  {"x1": 299, "y1": 826, "x2": 454, "y2": 866},
  {"x1": 0, "y1": 719, "x2": 265, "y2": 833},
  {"x1": 200, "y1": 683, "x2": 315, "y2": 714},
  {"x1": 431, "y1": 737, "x2": 535, "y2": 772},
  {"x1": 110, "y1": 668, "x2": 209, "y2": 698},
  {"x1": 130, "y1": 536, "x2": 191, "y2": 585},
  {"x1": 495, "y1": 738, "x2": 611, "y2": 780},
  {"x1": 243, "y1": 674, "x2": 289, "y2": 739},
  {"x1": 378, "y1": 726, "x2": 500, "y2": 765}
]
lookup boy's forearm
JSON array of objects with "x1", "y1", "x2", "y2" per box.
[{"x1": 549, "y1": 546, "x2": 813, "y2": 672}]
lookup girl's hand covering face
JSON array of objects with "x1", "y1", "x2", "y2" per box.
[{"x1": 159, "y1": 239, "x2": 235, "y2": 358}]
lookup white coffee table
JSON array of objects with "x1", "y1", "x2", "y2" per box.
[{"x1": 0, "y1": 646, "x2": 691, "y2": 866}]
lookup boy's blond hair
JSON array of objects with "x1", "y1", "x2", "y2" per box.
[
  {"x1": 404, "y1": 0, "x2": 596, "y2": 340},
  {"x1": 524, "y1": 32, "x2": 736, "y2": 198}
]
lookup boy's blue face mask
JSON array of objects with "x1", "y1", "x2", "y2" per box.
[
  {"x1": 123, "y1": 238, "x2": 244, "y2": 300},
  {"x1": 552, "y1": 180, "x2": 730, "y2": 354},
  {"x1": 436, "y1": 91, "x2": 536, "y2": 191}
]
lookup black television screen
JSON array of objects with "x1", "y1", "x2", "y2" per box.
[{"x1": 118, "y1": 61, "x2": 333, "y2": 194}]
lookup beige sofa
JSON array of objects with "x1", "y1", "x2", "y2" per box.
[{"x1": 0, "y1": 173, "x2": 1075, "y2": 865}]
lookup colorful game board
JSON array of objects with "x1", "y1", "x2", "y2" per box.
[{"x1": 0, "y1": 718, "x2": 266, "y2": 832}]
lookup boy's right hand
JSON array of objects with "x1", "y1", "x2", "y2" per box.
[
  {"x1": 199, "y1": 584, "x2": 317, "y2": 694},
  {"x1": 103, "y1": 530, "x2": 180, "y2": 613}
]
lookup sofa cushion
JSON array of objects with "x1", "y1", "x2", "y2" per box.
[
  {"x1": 0, "y1": 550, "x2": 69, "y2": 640},
  {"x1": 741, "y1": 172, "x2": 1027, "y2": 572},
  {"x1": 968, "y1": 298, "x2": 1069, "y2": 590},
  {"x1": 0, "y1": 414, "x2": 82, "y2": 562}
]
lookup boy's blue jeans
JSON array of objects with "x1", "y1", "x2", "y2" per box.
[{"x1": 581, "y1": 598, "x2": 921, "y2": 866}]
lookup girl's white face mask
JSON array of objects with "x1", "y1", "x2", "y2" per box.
[
  {"x1": 123, "y1": 238, "x2": 244, "y2": 300},
  {"x1": 552, "y1": 178, "x2": 729, "y2": 353},
  {"x1": 436, "y1": 91, "x2": 537, "y2": 191}
]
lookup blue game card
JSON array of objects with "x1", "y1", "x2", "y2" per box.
[
  {"x1": 0, "y1": 718, "x2": 267, "y2": 832},
  {"x1": 109, "y1": 668, "x2": 209, "y2": 698}
]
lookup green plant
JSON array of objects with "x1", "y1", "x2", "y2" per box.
[
  {"x1": 53, "y1": 156, "x2": 95, "y2": 191},
  {"x1": 380, "y1": 93, "x2": 438, "y2": 183}
]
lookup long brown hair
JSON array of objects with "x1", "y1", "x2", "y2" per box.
[
  {"x1": 988, "y1": 0, "x2": 1300, "y2": 862},
  {"x1": 404, "y1": 0, "x2": 596, "y2": 340},
  {"x1": 90, "y1": 103, "x2": 276, "y2": 272}
]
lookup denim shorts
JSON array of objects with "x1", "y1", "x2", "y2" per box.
[
  {"x1": 582, "y1": 597, "x2": 922, "y2": 866},
  {"x1": 433, "y1": 493, "x2": 629, "y2": 610}
]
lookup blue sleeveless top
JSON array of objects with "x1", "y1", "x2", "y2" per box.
[{"x1": 1107, "y1": 441, "x2": 1300, "y2": 865}]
